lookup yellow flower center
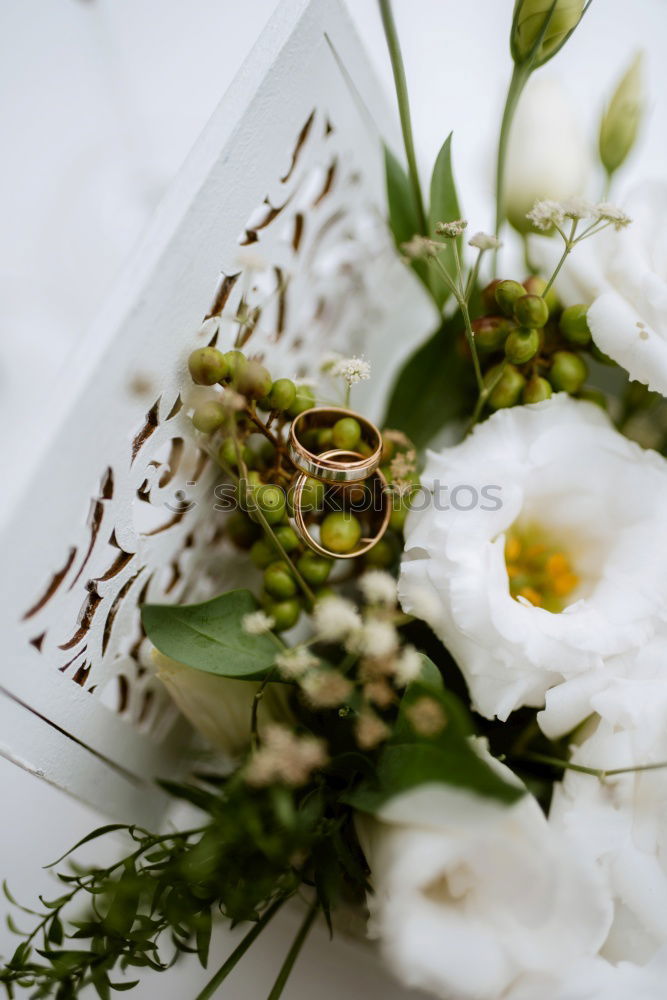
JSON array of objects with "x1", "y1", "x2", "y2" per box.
[{"x1": 505, "y1": 526, "x2": 579, "y2": 612}]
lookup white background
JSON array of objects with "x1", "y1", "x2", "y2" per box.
[{"x1": 0, "y1": 0, "x2": 665, "y2": 996}]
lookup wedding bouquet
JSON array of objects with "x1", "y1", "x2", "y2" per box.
[{"x1": 3, "y1": 1, "x2": 666, "y2": 998}]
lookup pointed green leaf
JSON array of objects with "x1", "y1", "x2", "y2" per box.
[
  {"x1": 384, "y1": 145, "x2": 434, "y2": 300},
  {"x1": 45, "y1": 825, "x2": 129, "y2": 869},
  {"x1": 141, "y1": 590, "x2": 278, "y2": 679}
]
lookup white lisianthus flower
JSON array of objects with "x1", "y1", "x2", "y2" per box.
[
  {"x1": 546, "y1": 182, "x2": 667, "y2": 396},
  {"x1": 505, "y1": 76, "x2": 588, "y2": 234},
  {"x1": 549, "y1": 648, "x2": 667, "y2": 967},
  {"x1": 153, "y1": 650, "x2": 289, "y2": 757},
  {"x1": 357, "y1": 744, "x2": 611, "y2": 1000},
  {"x1": 399, "y1": 395, "x2": 667, "y2": 720}
]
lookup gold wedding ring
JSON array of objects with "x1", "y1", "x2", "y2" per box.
[
  {"x1": 288, "y1": 407, "x2": 383, "y2": 483},
  {"x1": 291, "y1": 449, "x2": 391, "y2": 559}
]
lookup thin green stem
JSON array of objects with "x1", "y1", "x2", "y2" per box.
[
  {"x1": 517, "y1": 750, "x2": 667, "y2": 779},
  {"x1": 251, "y1": 669, "x2": 277, "y2": 751},
  {"x1": 432, "y1": 252, "x2": 483, "y2": 394},
  {"x1": 465, "y1": 362, "x2": 506, "y2": 436},
  {"x1": 493, "y1": 62, "x2": 530, "y2": 269},
  {"x1": 193, "y1": 896, "x2": 288, "y2": 1000},
  {"x1": 542, "y1": 244, "x2": 572, "y2": 296},
  {"x1": 378, "y1": 0, "x2": 427, "y2": 234},
  {"x1": 266, "y1": 899, "x2": 319, "y2": 1000}
]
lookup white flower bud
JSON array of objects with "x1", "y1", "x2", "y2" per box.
[
  {"x1": 599, "y1": 53, "x2": 644, "y2": 176},
  {"x1": 504, "y1": 77, "x2": 588, "y2": 234}
]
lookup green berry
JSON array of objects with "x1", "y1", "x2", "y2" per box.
[
  {"x1": 522, "y1": 275, "x2": 559, "y2": 315},
  {"x1": 296, "y1": 552, "x2": 332, "y2": 586},
  {"x1": 317, "y1": 428, "x2": 334, "y2": 449},
  {"x1": 287, "y1": 384, "x2": 316, "y2": 417},
  {"x1": 263, "y1": 597, "x2": 301, "y2": 632},
  {"x1": 363, "y1": 534, "x2": 399, "y2": 568},
  {"x1": 513, "y1": 294, "x2": 549, "y2": 329},
  {"x1": 264, "y1": 561, "x2": 298, "y2": 599},
  {"x1": 188, "y1": 347, "x2": 228, "y2": 385},
  {"x1": 504, "y1": 328, "x2": 540, "y2": 365},
  {"x1": 250, "y1": 538, "x2": 275, "y2": 568},
  {"x1": 217, "y1": 437, "x2": 252, "y2": 469},
  {"x1": 223, "y1": 350, "x2": 248, "y2": 383},
  {"x1": 320, "y1": 512, "x2": 362, "y2": 554},
  {"x1": 381, "y1": 437, "x2": 396, "y2": 463},
  {"x1": 481, "y1": 279, "x2": 503, "y2": 314},
  {"x1": 251, "y1": 484, "x2": 286, "y2": 525},
  {"x1": 578, "y1": 388, "x2": 608, "y2": 410},
  {"x1": 487, "y1": 364, "x2": 526, "y2": 409},
  {"x1": 265, "y1": 378, "x2": 297, "y2": 412},
  {"x1": 235, "y1": 361, "x2": 272, "y2": 400},
  {"x1": 313, "y1": 586, "x2": 336, "y2": 602},
  {"x1": 549, "y1": 351, "x2": 588, "y2": 393},
  {"x1": 273, "y1": 524, "x2": 300, "y2": 553},
  {"x1": 472, "y1": 315, "x2": 514, "y2": 353},
  {"x1": 227, "y1": 511, "x2": 260, "y2": 549},
  {"x1": 560, "y1": 305, "x2": 592, "y2": 346},
  {"x1": 299, "y1": 477, "x2": 325, "y2": 513},
  {"x1": 522, "y1": 375, "x2": 553, "y2": 404},
  {"x1": 389, "y1": 494, "x2": 411, "y2": 532},
  {"x1": 192, "y1": 400, "x2": 227, "y2": 433},
  {"x1": 495, "y1": 280, "x2": 525, "y2": 317},
  {"x1": 332, "y1": 417, "x2": 362, "y2": 451}
]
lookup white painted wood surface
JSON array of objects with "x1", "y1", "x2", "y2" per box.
[{"x1": 0, "y1": 0, "x2": 434, "y2": 823}]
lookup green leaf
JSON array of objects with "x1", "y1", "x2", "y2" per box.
[
  {"x1": 45, "y1": 825, "x2": 129, "y2": 869},
  {"x1": 195, "y1": 908, "x2": 212, "y2": 969},
  {"x1": 428, "y1": 132, "x2": 463, "y2": 307},
  {"x1": 383, "y1": 309, "x2": 475, "y2": 448},
  {"x1": 384, "y1": 145, "x2": 431, "y2": 299},
  {"x1": 109, "y1": 982, "x2": 140, "y2": 992},
  {"x1": 141, "y1": 590, "x2": 278, "y2": 679}
]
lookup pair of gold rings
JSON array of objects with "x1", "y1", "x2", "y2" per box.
[{"x1": 288, "y1": 407, "x2": 390, "y2": 559}]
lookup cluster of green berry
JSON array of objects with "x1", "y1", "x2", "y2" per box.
[
  {"x1": 471, "y1": 276, "x2": 609, "y2": 411},
  {"x1": 186, "y1": 344, "x2": 413, "y2": 631}
]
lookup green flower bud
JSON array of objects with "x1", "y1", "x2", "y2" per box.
[
  {"x1": 235, "y1": 361, "x2": 272, "y2": 400},
  {"x1": 273, "y1": 524, "x2": 300, "y2": 553},
  {"x1": 513, "y1": 294, "x2": 549, "y2": 329},
  {"x1": 472, "y1": 315, "x2": 514, "y2": 352},
  {"x1": 299, "y1": 477, "x2": 325, "y2": 513},
  {"x1": 504, "y1": 328, "x2": 540, "y2": 365},
  {"x1": 495, "y1": 279, "x2": 526, "y2": 317},
  {"x1": 522, "y1": 374, "x2": 553, "y2": 404},
  {"x1": 250, "y1": 538, "x2": 275, "y2": 569},
  {"x1": 296, "y1": 551, "x2": 332, "y2": 586},
  {"x1": 578, "y1": 387, "x2": 608, "y2": 410},
  {"x1": 522, "y1": 275, "x2": 559, "y2": 315},
  {"x1": 287, "y1": 384, "x2": 316, "y2": 417},
  {"x1": 512, "y1": 0, "x2": 585, "y2": 67},
  {"x1": 599, "y1": 53, "x2": 644, "y2": 176},
  {"x1": 217, "y1": 437, "x2": 252, "y2": 469},
  {"x1": 188, "y1": 347, "x2": 228, "y2": 385},
  {"x1": 320, "y1": 512, "x2": 362, "y2": 554},
  {"x1": 227, "y1": 511, "x2": 261, "y2": 549},
  {"x1": 549, "y1": 351, "x2": 588, "y2": 393},
  {"x1": 481, "y1": 279, "x2": 504, "y2": 314},
  {"x1": 332, "y1": 417, "x2": 362, "y2": 451},
  {"x1": 263, "y1": 596, "x2": 301, "y2": 632},
  {"x1": 264, "y1": 561, "x2": 298, "y2": 600},
  {"x1": 192, "y1": 400, "x2": 227, "y2": 433},
  {"x1": 250, "y1": 484, "x2": 286, "y2": 525},
  {"x1": 560, "y1": 304, "x2": 591, "y2": 345},
  {"x1": 487, "y1": 364, "x2": 526, "y2": 409},
  {"x1": 262, "y1": 377, "x2": 296, "y2": 412},
  {"x1": 223, "y1": 350, "x2": 248, "y2": 382}
]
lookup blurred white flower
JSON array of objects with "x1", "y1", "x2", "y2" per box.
[
  {"x1": 549, "y1": 182, "x2": 667, "y2": 396},
  {"x1": 399, "y1": 395, "x2": 667, "y2": 720},
  {"x1": 313, "y1": 595, "x2": 361, "y2": 642},
  {"x1": 505, "y1": 77, "x2": 588, "y2": 234},
  {"x1": 358, "y1": 570, "x2": 397, "y2": 606},
  {"x1": 356, "y1": 743, "x2": 611, "y2": 1000},
  {"x1": 153, "y1": 650, "x2": 289, "y2": 757},
  {"x1": 242, "y1": 610, "x2": 275, "y2": 635}
]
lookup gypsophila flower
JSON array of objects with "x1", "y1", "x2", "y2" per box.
[
  {"x1": 355, "y1": 711, "x2": 390, "y2": 750},
  {"x1": 359, "y1": 570, "x2": 397, "y2": 607},
  {"x1": 401, "y1": 235, "x2": 441, "y2": 260},
  {"x1": 364, "y1": 679, "x2": 396, "y2": 708},
  {"x1": 242, "y1": 610, "x2": 275, "y2": 635},
  {"x1": 347, "y1": 620, "x2": 399, "y2": 659},
  {"x1": 468, "y1": 232, "x2": 503, "y2": 251},
  {"x1": 300, "y1": 670, "x2": 353, "y2": 709},
  {"x1": 435, "y1": 219, "x2": 468, "y2": 238},
  {"x1": 405, "y1": 696, "x2": 447, "y2": 737},
  {"x1": 244, "y1": 725, "x2": 328, "y2": 787},
  {"x1": 313, "y1": 595, "x2": 362, "y2": 642},
  {"x1": 526, "y1": 199, "x2": 566, "y2": 231},
  {"x1": 561, "y1": 196, "x2": 596, "y2": 221},
  {"x1": 594, "y1": 201, "x2": 632, "y2": 229},
  {"x1": 330, "y1": 356, "x2": 371, "y2": 386},
  {"x1": 393, "y1": 645, "x2": 423, "y2": 687},
  {"x1": 274, "y1": 647, "x2": 319, "y2": 680}
]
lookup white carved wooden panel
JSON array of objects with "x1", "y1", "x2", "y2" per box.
[{"x1": 0, "y1": 0, "x2": 434, "y2": 823}]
